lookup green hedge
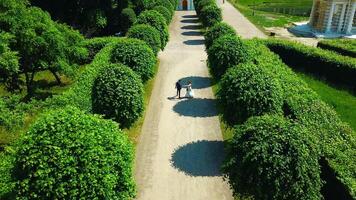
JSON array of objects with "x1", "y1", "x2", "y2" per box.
[
  {"x1": 223, "y1": 114, "x2": 322, "y2": 200},
  {"x1": 83, "y1": 37, "x2": 121, "y2": 62},
  {"x1": 13, "y1": 107, "x2": 136, "y2": 199},
  {"x1": 136, "y1": 10, "x2": 169, "y2": 49},
  {"x1": 127, "y1": 24, "x2": 162, "y2": 55},
  {"x1": 218, "y1": 63, "x2": 284, "y2": 124},
  {"x1": 204, "y1": 22, "x2": 236, "y2": 50},
  {"x1": 264, "y1": 39, "x2": 356, "y2": 91},
  {"x1": 110, "y1": 38, "x2": 156, "y2": 82},
  {"x1": 208, "y1": 35, "x2": 250, "y2": 77},
  {"x1": 195, "y1": 0, "x2": 214, "y2": 15},
  {"x1": 121, "y1": 8, "x2": 137, "y2": 33},
  {"x1": 199, "y1": 5, "x2": 222, "y2": 27},
  {"x1": 150, "y1": 0, "x2": 175, "y2": 14},
  {"x1": 152, "y1": 6, "x2": 172, "y2": 24},
  {"x1": 92, "y1": 64, "x2": 144, "y2": 128},
  {"x1": 318, "y1": 39, "x2": 356, "y2": 58}
]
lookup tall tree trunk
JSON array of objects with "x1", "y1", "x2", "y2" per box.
[
  {"x1": 50, "y1": 69, "x2": 62, "y2": 85},
  {"x1": 25, "y1": 71, "x2": 35, "y2": 96}
]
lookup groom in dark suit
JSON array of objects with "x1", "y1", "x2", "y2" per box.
[{"x1": 175, "y1": 80, "x2": 182, "y2": 99}]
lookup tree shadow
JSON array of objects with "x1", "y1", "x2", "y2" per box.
[
  {"x1": 183, "y1": 39, "x2": 205, "y2": 45},
  {"x1": 182, "y1": 31, "x2": 203, "y2": 36},
  {"x1": 181, "y1": 25, "x2": 203, "y2": 30},
  {"x1": 182, "y1": 14, "x2": 198, "y2": 18},
  {"x1": 181, "y1": 19, "x2": 200, "y2": 23},
  {"x1": 171, "y1": 140, "x2": 225, "y2": 177},
  {"x1": 173, "y1": 98, "x2": 218, "y2": 117},
  {"x1": 180, "y1": 76, "x2": 212, "y2": 89}
]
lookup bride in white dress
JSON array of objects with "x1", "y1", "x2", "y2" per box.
[{"x1": 185, "y1": 81, "x2": 194, "y2": 98}]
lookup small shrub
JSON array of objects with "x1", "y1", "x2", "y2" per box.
[
  {"x1": 223, "y1": 114, "x2": 322, "y2": 200},
  {"x1": 207, "y1": 35, "x2": 250, "y2": 77},
  {"x1": 200, "y1": 5, "x2": 222, "y2": 27},
  {"x1": 121, "y1": 8, "x2": 137, "y2": 33},
  {"x1": 92, "y1": 64, "x2": 144, "y2": 128},
  {"x1": 150, "y1": 0, "x2": 175, "y2": 14},
  {"x1": 111, "y1": 38, "x2": 156, "y2": 82},
  {"x1": 152, "y1": 6, "x2": 172, "y2": 23},
  {"x1": 127, "y1": 24, "x2": 161, "y2": 55},
  {"x1": 196, "y1": 0, "x2": 214, "y2": 14},
  {"x1": 13, "y1": 107, "x2": 136, "y2": 199},
  {"x1": 136, "y1": 10, "x2": 169, "y2": 49},
  {"x1": 204, "y1": 22, "x2": 236, "y2": 50},
  {"x1": 218, "y1": 63, "x2": 283, "y2": 123},
  {"x1": 83, "y1": 37, "x2": 121, "y2": 61}
]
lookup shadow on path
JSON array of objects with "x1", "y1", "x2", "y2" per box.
[
  {"x1": 182, "y1": 31, "x2": 203, "y2": 36},
  {"x1": 181, "y1": 25, "x2": 203, "y2": 30},
  {"x1": 173, "y1": 98, "x2": 218, "y2": 117},
  {"x1": 183, "y1": 39, "x2": 205, "y2": 45},
  {"x1": 182, "y1": 14, "x2": 198, "y2": 18},
  {"x1": 181, "y1": 19, "x2": 200, "y2": 23},
  {"x1": 180, "y1": 76, "x2": 212, "y2": 89},
  {"x1": 171, "y1": 140, "x2": 225, "y2": 177}
]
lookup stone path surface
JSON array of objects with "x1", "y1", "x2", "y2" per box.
[
  {"x1": 134, "y1": 11, "x2": 233, "y2": 200},
  {"x1": 217, "y1": 0, "x2": 267, "y2": 39}
]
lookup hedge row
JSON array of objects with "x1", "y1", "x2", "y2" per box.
[
  {"x1": 264, "y1": 39, "x2": 356, "y2": 91},
  {"x1": 194, "y1": 0, "x2": 222, "y2": 28},
  {"x1": 318, "y1": 39, "x2": 356, "y2": 58},
  {"x1": 204, "y1": 22, "x2": 356, "y2": 198}
]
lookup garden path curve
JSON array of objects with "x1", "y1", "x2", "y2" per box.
[{"x1": 134, "y1": 11, "x2": 233, "y2": 200}]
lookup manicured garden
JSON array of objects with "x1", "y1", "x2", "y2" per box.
[
  {"x1": 195, "y1": 0, "x2": 356, "y2": 199},
  {"x1": 0, "y1": 0, "x2": 176, "y2": 198},
  {"x1": 318, "y1": 39, "x2": 356, "y2": 58}
]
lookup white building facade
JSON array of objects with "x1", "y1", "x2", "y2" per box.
[
  {"x1": 176, "y1": 0, "x2": 195, "y2": 10},
  {"x1": 309, "y1": 0, "x2": 356, "y2": 34}
]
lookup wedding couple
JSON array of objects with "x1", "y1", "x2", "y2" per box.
[{"x1": 175, "y1": 79, "x2": 194, "y2": 99}]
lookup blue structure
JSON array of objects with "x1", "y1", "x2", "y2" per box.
[{"x1": 177, "y1": 0, "x2": 195, "y2": 10}]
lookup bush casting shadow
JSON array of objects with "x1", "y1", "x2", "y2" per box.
[
  {"x1": 182, "y1": 15, "x2": 198, "y2": 18},
  {"x1": 182, "y1": 31, "x2": 203, "y2": 36},
  {"x1": 181, "y1": 19, "x2": 200, "y2": 23},
  {"x1": 180, "y1": 76, "x2": 212, "y2": 89},
  {"x1": 171, "y1": 140, "x2": 225, "y2": 176},
  {"x1": 173, "y1": 98, "x2": 218, "y2": 117},
  {"x1": 181, "y1": 25, "x2": 203, "y2": 30},
  {"x1": 183, "y1": 39, "x2": 205, "y2": 45}
]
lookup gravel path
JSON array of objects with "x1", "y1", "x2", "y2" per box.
[
  {"x1": 134, "y1": 11, "x2": 233, "y2": 200},
  {"x1": 217, "y1": 0, "x2": 267, "y2": 39}
]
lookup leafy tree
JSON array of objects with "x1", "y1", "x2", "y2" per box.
[
  {"x1": 0, "y1": 32, "x2": 19, "y2": 91},
  {"x1": 12, "y1": 107, "x2": 136, "y2": 199}
]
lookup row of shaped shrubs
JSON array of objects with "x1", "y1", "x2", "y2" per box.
[
  {"x1": 317, "y1": 39, "x2": 356, "y2": 58},
  {"x1": 194, "y1": 0, "x2": 222, "y2": 28},
  {"x1": 0, "y1": 1, "x2": 176, "y2": 199},
  {"x1": 203, "y1": 22, "x2": 356, "y2": 199},
  {"x1": 264, "y1": 39, "x2": 356, "y2": 91}
]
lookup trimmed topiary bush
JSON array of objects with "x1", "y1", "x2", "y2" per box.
[
  {"x1": 218, "y1": 63, "x2": 283, "y2": 123},
  {"x1": 127, "y1": 24, "x2": 162, "y2": 55},
  {"x1": 200, "y1": 5, "x2": 222, "y2": 27},
  {"x1": 13, "y1": 107, "x2": 136, "y2": 199},
  {"x1": 92, "y1": 64, "x2": 144, "y2": 128},
  {"x1": 223, "y1": 114, "x2": 322, "y2": 200},
  {"x1": 150, "y1": 0, "x2": 175, "y2": 14},
  {"x1": 121, "y1": 8, "x2": 137, "y2": 33},
  {"x1": 136, "y1": 10, "x2": 169, "y2": 49},
  {"x1": 111, "y1": 38, "x2": 156, "y2": 82},
  {"x1": 207, "y1": 35, "x2": 250, "y2": 77},
  {"x1": 196, "y1": 0, "x2": 214, "y2": 15},
  {"x1": 204, "y1": 22, "x2": 236, "y2": 50},
  {"x1": 152, "y1": 6, "x2": 172, "y2": 23}
]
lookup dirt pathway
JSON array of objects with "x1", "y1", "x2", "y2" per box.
[
  {"x1": 134, "y1": 11, "x2": 233, "y2": 200},
  {"x1": 217, "y1": 0, "x2": 267, "y2": 39}
]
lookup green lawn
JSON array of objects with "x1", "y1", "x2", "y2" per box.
[
  {"x1": 228, "y1": 0, "x2": 311, "y2": 29},
  {"x1": 297, "y1": 72, "x2": 356, "y2": 130}
]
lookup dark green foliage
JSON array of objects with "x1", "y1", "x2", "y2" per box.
[
  {"x1": 223, "y1": 114, "x2": 322, "y2": 200},
  {"x1": 152, "y1": 6, "x2": 172, "y2": 23},
  {"x1": 318, "y1": 39, "x2": 356, "y2": 58},
  {"x1": 136, "y1": 10, "x2": 169, "y2": 49},
  {"x1": 218, "y1": 63, "x2": 283, "y2": 124},
  {"x1": 0, "y1": 148, "x2": 16, "y2": 199},
  {"x1": 83, "y1": 37, "x2": 121, "y2": 61},
  {"x1": 92, "y1": 64, "x2": 144, "y2": 128},
  {"x1": 207, "y1": 35, "x2": 250, "y2": 77},
  {"x1": 127, "y1": 24, "x2": 162, "y2": 55},
  {"x1": 0, "y1": 32, "x2": 19, "y2": 91},
  {"x1": 121, "y1": 8, "x2": 137, "y2": 33},
  {"x1": 150, "y1": 0, "x2": 174, "y2": 14},
  {"x1": 199, "y1": 5, "x2": 222, "y2": 27},
  {"x1": 111, "y1": 38, "x2": 156, "y2": 82},
  {"x1": 0, "y1": 96, "x2": 25, "y2": 131},
  {"x1": 12, "y1": 107, "x2": 136, "y2": 199},
  {"x1": 204, "y1": 22, "x2": 236, "y2": 50},
  {"x1": 196, "y1": 0, "x2": 214, "y2": 15},
  {"x1": 264, "y1": 39, "x2": 356, "y2": 91}
]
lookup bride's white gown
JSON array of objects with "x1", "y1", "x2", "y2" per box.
[{"x1": 185, "y1": 84, "x2": 194, "y2": 98}]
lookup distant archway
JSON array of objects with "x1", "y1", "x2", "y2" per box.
[{"x1": 182, "y1": 0, "x2": 188, "y2": 10}]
